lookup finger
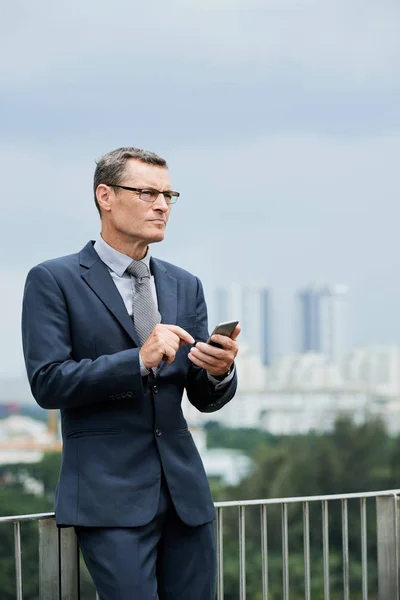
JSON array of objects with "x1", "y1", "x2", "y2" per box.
[
  {"x1": 188, "y1": 351, "x2": 229, "y2": 376},
  {"x1": 164, "y1": 325, "x2": 195, "y2": 345},
  {"x1": 195, "y1": 342, "x2": 225, "y2": 358},
  {"x1": 163, "y1": 330, "x2": 192, "y2": 349},
  {"x1": 188, "y1": 351, "x2": 216, "y2": 370},
  {"x1": 162, "y1": 342, "x2": 177, "y2": 364},
  {"x1": 156, "y1": 328, "x2": 186, "y2": 353},
  {"x1": 189, "y1": 347, "x2": 225, "y2": 369},
  {"x1": 230, "y1": 324, "x2": 241, "y2": 341},
  {"x1": 195, "y1": 344, "x2": 237, "y2": 367},
  {"x1": 209, "y1": 334, "x2": 237, "y2": 349},
  {"x1": 162, "y1": 331, "x2": 181, "y2": 352}
]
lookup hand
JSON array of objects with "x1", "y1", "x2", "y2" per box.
[
  {"x1": 188, "y1": 324, "x2": 241, "y2": 377},
  {"x1": 140, "y1": 324, "x2": 194, "y2": 369}
]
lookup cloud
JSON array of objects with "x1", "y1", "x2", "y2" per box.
[
  {"x1": 1, "y1": 0, "x2": 399, "y2": 91},
  {"x1": 2, "y1": 0, "x2": 399, "y2": 149},
  {"x1": 0, "y1": 0, "x2": 398, "y2": 164}
]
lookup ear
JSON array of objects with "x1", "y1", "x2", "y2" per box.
[{"x1": 96, "y1": 184, "x2": 113, "y2": 213}]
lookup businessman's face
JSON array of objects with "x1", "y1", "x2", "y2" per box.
[{"x1": 99, "y1": 159, "x2": 172, "y2": 246}]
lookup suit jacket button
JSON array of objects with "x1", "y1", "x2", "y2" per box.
[
  {"x1": 155, "y1": 428, "x2": 162, "y2": 437},
  {"x1": 152, "y1": 386, "x2": 159, "y2": 394}
]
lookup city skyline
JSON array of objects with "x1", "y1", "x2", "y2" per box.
[
  {"x1": 1, "y1": 271, "x2": 394, "y2": 382},
  {"x1": 212, "y1": 280, "x2": 350, "y2": 365}
]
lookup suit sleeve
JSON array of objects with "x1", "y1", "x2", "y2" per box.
[
  {"x1": 21, "y1": 265, "x2": 144, "y2": 410},
  {"x1": 185, "y1": 277, "x2": 237, "y2": 413}
]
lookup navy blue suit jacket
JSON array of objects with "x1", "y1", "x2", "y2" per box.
[{"x1": 21, "y1": 241, "x2": 237, "y2": 527}]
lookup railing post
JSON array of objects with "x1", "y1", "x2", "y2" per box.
[
  {"x1": 39, "y1": 519, "x2": 79, "y2": 600},
  {"x1": 376, "y1": 495, "x2": 399, "y2": 600}
]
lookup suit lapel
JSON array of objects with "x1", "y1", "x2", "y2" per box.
[
  {"x1": 151, "y1": 258, "x2": 177, "y2": 326},
  {"x1": 79, "y1": 243, "x2": 178, "y2": 353},
  {"x1": 80, "y1": 242, "x2": 140, "y2": 346},
  {"x1": 151, "y1": 258, "x2": 178, "y2": 375}
]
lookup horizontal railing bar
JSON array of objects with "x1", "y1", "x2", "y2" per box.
[
  {"x1": 215, "y1": 489, "x2": 400, "y2": 508},
  {"x1": 1, "y1": 489, "x2": 400, "y2": 521},
  {"x1": 0, "y1": 512, "x2": 55, "y2": 524}
]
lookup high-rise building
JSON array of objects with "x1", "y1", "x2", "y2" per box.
[
  {"x1": 214, "y1": 284, "x2": 271, "y2": 365},
  {"x1": 298, "y1": 282, "x2": 348, "y2": 363}
]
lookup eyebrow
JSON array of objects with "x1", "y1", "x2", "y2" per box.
[{"x1": 142, "y1": 187, "x2": 174, "y2": 192}]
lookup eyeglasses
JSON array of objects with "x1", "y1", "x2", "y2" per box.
[{"x1": 108, "y1": 184, "x2": 180, "y2": 205}]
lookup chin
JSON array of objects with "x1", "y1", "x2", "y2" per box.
[
  {"x1": 147, "y1": 232, "x2": 165, "y2": 244},
  {"x1": 148, "y1": 225, "x2": 165, "y2": 240}
]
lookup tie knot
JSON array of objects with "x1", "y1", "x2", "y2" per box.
[{"x1": 126, "y1": 260, "x2": 150, "y2": 280}]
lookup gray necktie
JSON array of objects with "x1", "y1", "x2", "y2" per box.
[{"x1": 126, "y1": 261, "x2": 161, "y2": 347}]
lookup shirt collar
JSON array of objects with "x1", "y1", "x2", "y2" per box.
[{"x1": 93, "y1": 236, "x2": 151, "y2": 277}]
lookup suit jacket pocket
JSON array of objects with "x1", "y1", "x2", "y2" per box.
[
  {"x1": 176, "y1": 314, "x2": 197, "y2": 333},
  {"x1": 66, "y1": 428, "x2": 121, "y2": 438}
]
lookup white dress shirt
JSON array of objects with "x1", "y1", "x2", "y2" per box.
[{"x1": 93, "y1": 236, "x2": 234, "y2": 388}]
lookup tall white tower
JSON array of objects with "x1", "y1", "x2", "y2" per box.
[
  {"x1": 214, "y1": 284, "x2": 271, "y2": 365},
  {"x1": 298, "y1": 282, "x2": 348, "y2": 363}
]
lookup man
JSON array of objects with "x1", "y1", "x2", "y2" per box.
[{"x1": 21, "y1": 147, "x2": 240, "y2": 599}]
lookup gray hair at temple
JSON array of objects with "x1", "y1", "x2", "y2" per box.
[{"x1": 93, "y1": 147, "x2": 168, "y2": 215}]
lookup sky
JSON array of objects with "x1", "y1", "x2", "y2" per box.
[{"x1": 1, "y1": 0, "x2": 400, "y2": 379}]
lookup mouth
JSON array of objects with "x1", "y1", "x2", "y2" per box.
[{"x1": 150, "y1": 219, "x2": 166, "y2": 225}]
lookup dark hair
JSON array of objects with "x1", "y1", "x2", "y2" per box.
[{"x1": 93, "y1": 147, "x2": 168, "y2": 215}]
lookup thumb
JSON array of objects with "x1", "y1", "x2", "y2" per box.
[{"x1": 230, "y1": 324, "x2": 241, "y2": 341}]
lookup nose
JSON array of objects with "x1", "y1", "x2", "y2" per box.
[{"x1": 153, "y1": 193, "x2": 169, "y2": 212}]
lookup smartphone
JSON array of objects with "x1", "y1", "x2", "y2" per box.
[{"x1": 207, "y1": 320, "x2": 239, "y2": 347}]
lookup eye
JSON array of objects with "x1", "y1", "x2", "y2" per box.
[{"x1": 140, "y1": 189, "x2": 158, "y2": 202}]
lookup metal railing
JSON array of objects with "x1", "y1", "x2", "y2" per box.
[
  {"x1": 1, "y1": 489, "x2": 400, "y2": 599},
  {"x1": 215, "y1": 489, "x2": 400, "y2": 600}
]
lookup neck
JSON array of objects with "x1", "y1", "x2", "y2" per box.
[{"x1": 100, "y1": 231, "x2": 148, "y2": 261}]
